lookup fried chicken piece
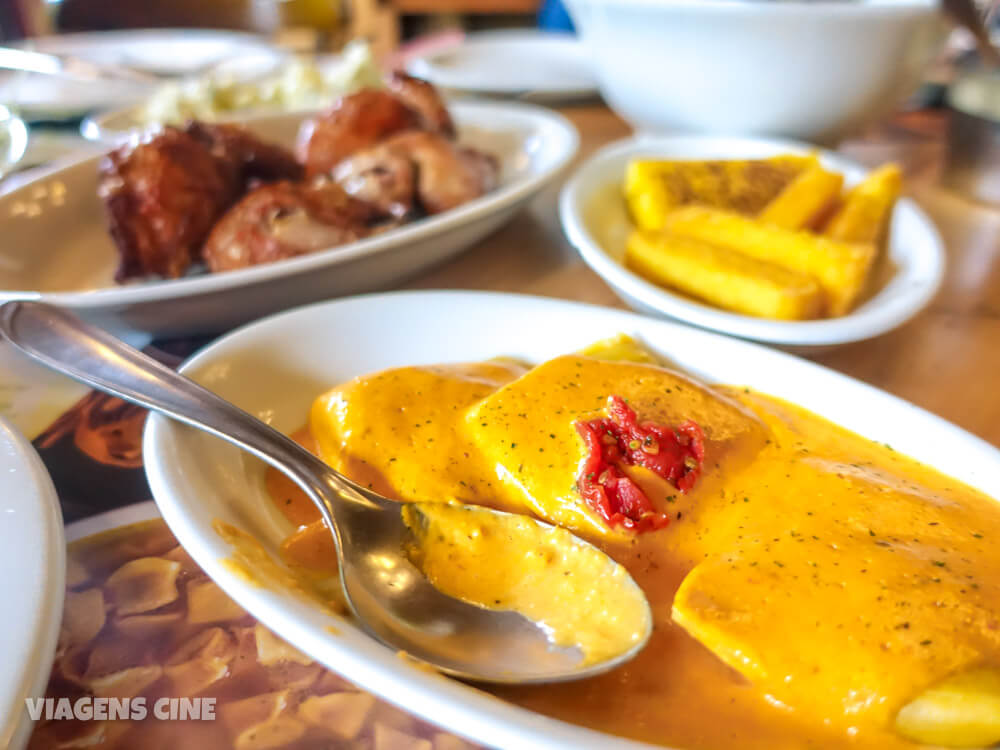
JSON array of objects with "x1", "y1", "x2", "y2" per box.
[
  {"x1": 298, "y1": 89, "x2": 421, "y2": 179},
  {"x1": 186, "y1": 121, "x2": 304, "y2": 185},
  {"x1": 99, "y1": 127, "x2": 241, "y2": 281},
  {"x1": 100, "y1": 123, "x2": 302, "y2": 281},
  {"x1": 331, "y1": 145, "x2": 416, "y2": 219},
  {"x1": 202, "y1": 180, "x2": 378, "y2": 273},
  {"x1": 333, "y1": 130, "x2": 499, "y2": 217},
  {"x1": 384, "y1": 71, "x2": 456, "y2": 138}
]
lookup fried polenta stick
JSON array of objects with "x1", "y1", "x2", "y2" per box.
[
  {"x1": 624, "y1": 155, "x2": 815, "y2": 231},
  {"x1": 578, "y1": 334, "x2": 662, "y2": 365},
  {"x1": 626, "y1": 230, "x2": 824, "y2": 320},
  {"x1": 895, "y1": 667, "x2": 1000, "y2": 748},
  {"x1": 823, "y1": 164, "x2": 902, "y2": 246},
  {"x1": 661, "y1": 205, "x2": 874, "y2": 316},
  {"x1": 758, "y1": 164, "x2": 843, "y2": 230}
]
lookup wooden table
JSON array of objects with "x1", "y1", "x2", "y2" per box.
[{"x1": 404, "y1": 104, "x2": 1000, "y2": 448}]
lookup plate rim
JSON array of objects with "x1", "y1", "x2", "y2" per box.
[
  {"x1": 405, "y1": 29, "x2": 597, "y2": 97},
  {"x1": 5, "y1": 27, "x2": 282, "y2": 54},
  {"x1": 65, "y1": 500, "x2": 160, "y2": 543},
  {"x1": 0, "y1": 100, "x2": 580, "y2": 309},
  {"x1": 0, "y1": 417, "x2": 65, "y2": 750},
  {"x1": 143, "y1": 289, "x2": 1000, "y2": 750},
  {"x1": 558, "y1": 133, "x2": 946, "y2": 347},
  {"x1": 0, "y1": 29, "x2": 286, "y2": 119}
]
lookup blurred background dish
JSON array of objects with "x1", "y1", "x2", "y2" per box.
[
  {"x1": 0, "y1": 416, "x2": 64, "y2": 750},
  {"x1": 0, "y1": 29, "x2": 285, "y2": 121},
  {"x1": 405, "y1": 29, "x2": 597, "y2": 101},
  {"x1": 83, "y1": 41, "x2": 381, "y2": 142},
  {"x1": 943, "y1": 68, "x2": 1000, "y2": 204},
  {"x1": 563, "y1": 0, "x2": 947, "y2": 142},
  {"x1": 560, "y1": 134, "x2": 945, "y2": 348}
]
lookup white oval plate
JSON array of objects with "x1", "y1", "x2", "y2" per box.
[
  {"x1": 143, "y1": 290, "x2": 1000, "y2": 750},
  {"x1": 559, "y1": 135, "x2": 946, "y2": 348},
  {"x1": 0, "y1": 417, "x2": 64, "y2": 750},
  {"x1": 406, "y1": 30, "x2": 598, "y2": 101},
  {"x1": 0, "y1": 102, "x2": 578, "y2": 336}
]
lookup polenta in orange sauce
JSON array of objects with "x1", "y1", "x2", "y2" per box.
[{"x1": 266, "y1": 338, "x2": 1000, "y2": 750}]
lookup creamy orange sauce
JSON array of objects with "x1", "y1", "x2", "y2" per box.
[
  {"x1": 401, "y1": 502, "x2": 651, "y2": 666},
  {"x1": 266, "y1": 348, "x2": 1000, "y2": 750}
]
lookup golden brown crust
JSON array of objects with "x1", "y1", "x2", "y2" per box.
[
  {"x1": 333, "y1": 131, "x2": 498, "y2": 217},
  {"x1": 202, "y1": 180, "x2": 378, "y2": 273},
  {"x1": 298, "y1": 90, "x2": 420, "y2": 179},
  {"x1": 101, "y1": 76, "x2": 492, "y2": 282},
  {"x1": 185, "y1": 121, "x2": 304, "y2": 186},
  {"x1": 383, "y1": 70, "x2": 456, "y2": 138},
  {"x1": 99, "y1": 125, "x2": 302, "y2": 281},
  {"x1": 99, "y1": 128, "x2": 240, "y2": 281}
]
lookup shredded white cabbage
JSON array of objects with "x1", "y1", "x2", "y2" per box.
[{"x1": 138, "y1": 40, "x2": 382, "y2": 126}]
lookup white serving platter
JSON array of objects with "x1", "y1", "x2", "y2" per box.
[
  {"x1": 559, "y1": 134, "x2": 945, "y2": 348},
  {"x1": 0, "y1": 103, "x2": 578, "y2": 336},
  {"x1": 144, "y1": 290, "x2": 1000, "y2": 750}
]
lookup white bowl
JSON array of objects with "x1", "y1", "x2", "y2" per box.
[
  {"x1": 0, "y1": 417, "x2": 64, "y2": 750},
  {"x1": 563, "y1": 0, "x2": 946, "y2": 142},
  {"x1": 144, "y1": 290, "x2": 1000, "y2": 750},
  {"x1": 0, "y1": 101, "x2": 578, "y2": 336},
  {"x1": 559, "y1": 134, "x2": 945, "y2": 348}
]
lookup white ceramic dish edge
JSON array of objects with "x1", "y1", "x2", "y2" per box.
[
  {"x1": 559, "y1": 134, "x2": 946, "y2": 348},
  {"x1": 65, "y1": 500, "x2": 160, "y2": 543},
  {"x1": 0, "y1": 29, "x2": 284, "y2": 120},
  {"x1": 143, "y1": 290, "x2": 1000, "y2": 750},
  {"x1": 0, "y1": 418, "x2": 65, "y2": 750}
]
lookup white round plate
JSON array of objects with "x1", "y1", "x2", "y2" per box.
[
  {"x1": 559, "y1": 134, "x2": 946, "y2": 349},
  {"x1": 406, "y1": 30, "x2": 597, "y2": 101},
  {"x1": 0, "y1": 29, "x2": 284, "y2": 120},
  {"x1": 143, "y1": 290, "x2": 1000, "y2": 750},
  {"x1": 0, "y1": 417, "x2": 64, "y2": 750},
  {"x1": 0, "y1": 101, "x2": 578, "y2": 336}
]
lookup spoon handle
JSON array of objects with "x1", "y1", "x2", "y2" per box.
[{"x1": 0, "y1": 301, "x2": 343, "y2": 517}]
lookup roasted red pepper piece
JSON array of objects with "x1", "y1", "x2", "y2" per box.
[{"x1": 574, "y1": 395, "x2": 705, "y2": 532}]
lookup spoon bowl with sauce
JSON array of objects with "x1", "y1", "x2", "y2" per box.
[{"x1": 0, "y1": 300, "x2": 652, "y2": 684}]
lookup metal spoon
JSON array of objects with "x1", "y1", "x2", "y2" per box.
[{"x1": 0, "y1": 301, "x2": 651, "y2": 684}]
